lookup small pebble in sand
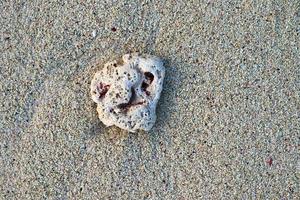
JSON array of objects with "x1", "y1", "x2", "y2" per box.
[
  {"x1": 92, "y1": 30, "x2": 97, "y2": 38},
  {"x1": 267, "y1": 157, "x2": 273, "y2": 166},
  {"x1": 90, "y1": 53, "x2": 165, "y2": 132},
  {"x1": 111, "y1": 27, "x2": 117, "y2": 32}
]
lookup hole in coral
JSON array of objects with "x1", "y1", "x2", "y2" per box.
[
  {"x1": 97, "y1": 82, "x2": 110, "y2": 98},
  {"x1": 144, "y1": 72, "x2": 154, "y2": 84},
  {"x1": 141, "y1": 82, "x2": 149, "y2": 91},
  {"x1": 141, "y1": 72, "x2": 154, "y2": 96}
]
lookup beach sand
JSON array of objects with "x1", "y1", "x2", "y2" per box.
[{"x1": 1, "y1": 0, "x2": 299, "y2": 199}]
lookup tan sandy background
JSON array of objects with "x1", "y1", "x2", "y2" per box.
[{"x1": 1, "y1": 0, "x2": 299, "y2": 199}]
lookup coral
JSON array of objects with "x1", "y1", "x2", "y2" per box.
[{"x1": 90, "y1": 53, "x2": 165, "y2": 132}]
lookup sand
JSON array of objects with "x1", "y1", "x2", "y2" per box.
[{"x1": 1, "y1": 0, "x2": 299, "y2": 199}]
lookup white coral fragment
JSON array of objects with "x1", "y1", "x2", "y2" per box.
[{"x1": 90, "y1": 53, "x2": 165, "y2": 132}]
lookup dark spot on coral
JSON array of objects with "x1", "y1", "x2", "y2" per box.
[
  {"x1": 117, "y1": 103, "x2": 129, "y2": 112},
  {"x1": 117, "y1": 88, "x2": 144, "y2": 111},
  {"x1": 96, "y1": 82, "x2": 110, "y2": 98},
  {"x1": 117, "y1": 89, "x2": 135, "y2": 111},
  {"x1": 134, "y1": 101, "x2": 144, "y2": 106},
  {"x1": 129, "y1": 88, "x2": 137, "y2": 104},
  {"x1": 156, "y1": 70, "x2": 162, "y2": 79},
  {"x1": 141, "y1": 82, "x2": 149, "y2": 90},
  {"x1": 144, "y1": 72, "x2": 154, "y2": 83},
  {"x1": 141, "y1": 72, "x2": 154, "y2": 95},
  {"x1": 111, "y1": 27, "x2": 117, "y2": 32}
]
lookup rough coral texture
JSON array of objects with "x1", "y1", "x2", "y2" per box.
[{"x1": 91, "y1": 53, "x2": 165, "y2": 132}]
